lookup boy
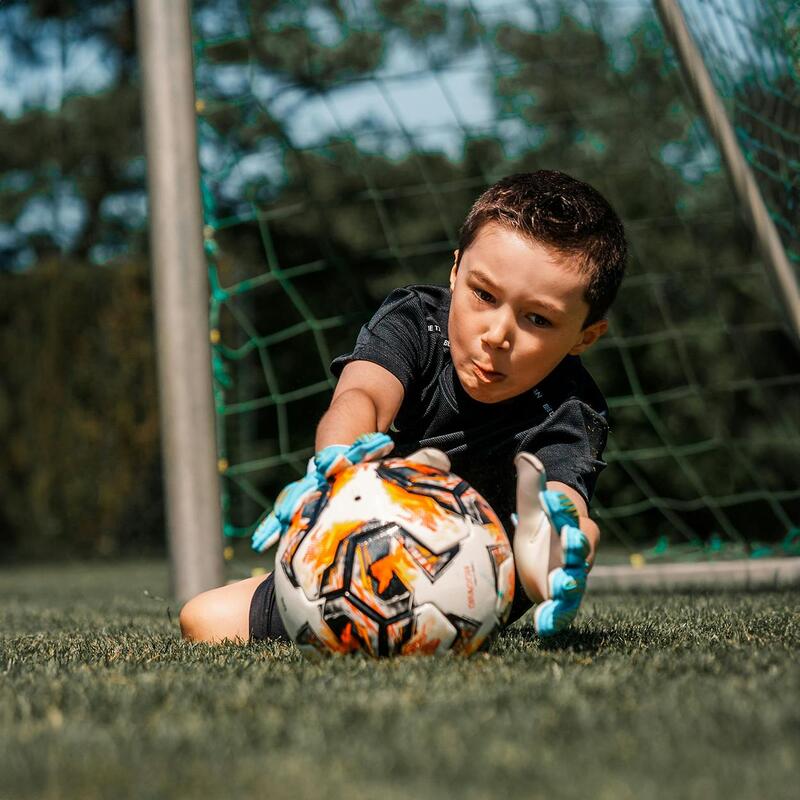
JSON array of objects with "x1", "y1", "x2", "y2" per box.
[{"x1": 180, "y1": 170, "x2": 627, "y2": 644}]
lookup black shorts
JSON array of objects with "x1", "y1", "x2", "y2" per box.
[
  {"x1": 507, "y1": 586, "x2": 534, "y2": 626},
  {"x1": 249, "y1": 573, "x2": 290, "y2": 641}
]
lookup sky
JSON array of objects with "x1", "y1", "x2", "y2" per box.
[{"x1": 0, "y1": 0, "x2": 651, "y2": 122}]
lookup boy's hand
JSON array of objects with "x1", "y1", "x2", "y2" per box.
[
  {"x1": 251, "y1": 432, "x2": 394, "y2": 552},
  {"x1": 512, "y1": 452, "x2": 591, "y2": 637},
  {"x1": 533, "y1": 523, "x2": 590, "y2": 637}
]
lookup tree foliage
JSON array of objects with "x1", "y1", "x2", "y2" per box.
[
  {"x1": 0, "y1": 260, "x2": 162, "y2": 559},
  {"x1": 0, "y1": 0, "x2": 143, "y2": 269}
]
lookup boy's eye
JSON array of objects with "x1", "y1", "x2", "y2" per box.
[
  {"x1": 473, "y1": 288, "x2": 495, "y2": 304},
  {"x1": 527, "y1": 313, "x2": 552, "y2": 328}
]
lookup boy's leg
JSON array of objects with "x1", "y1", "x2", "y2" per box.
[{"x1": 179, "y1": 573, "x2": 287, "y2": 643}]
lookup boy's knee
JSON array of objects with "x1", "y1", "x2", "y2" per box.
[
  {"x1": 180, "y1": 591, "x2": 229, "y2": 642},
  {"x1": 179, "y1": 585, "x2": 252, "y2": 644},
  {"x1": 179, "y1": 593, "x2": 206, "y2": 641}
]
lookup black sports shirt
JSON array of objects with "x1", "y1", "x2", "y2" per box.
[{"x1": 330, "y1": 285, "x2": 609, "y2": 529}]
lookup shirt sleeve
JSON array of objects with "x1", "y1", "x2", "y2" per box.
[
  {"x1": 330, "y1": 288, "x2": 426, "y2": 390},
  {"x1": 517, "y1": 399, "x2": 609, "y2": 505}
]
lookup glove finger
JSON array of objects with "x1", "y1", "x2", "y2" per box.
[
  {"x1": 548, "y1": 566, "x2": 587, "y2": 603},
  {"x1": 540, "y1": 489, "x2": 579, "y2": 531},
  {"x1": 252, "y1": 473, "x2": 323, "y2": 552},
  {"x1": 534, "y1": 598, "x2": 580, "y2": 637},
  {"x1": 317, "y1": 433, "x2": 394, "y2": 479},
  {"x1": 404, "y1": 447, "x2": 451, "y2": 472},
  {"x1": 313, "y1": 445, "x2": 349, "y2": 479},
  {"x1": 514, "y1": 453, "x2": 547, "y2": 523},
  {"x1": 276, "y1": 474, "x2": 323, "y2": 521},
  {"x1": 251, "y1": 514, "x2": 282, "y2": 553},
  {"x1": 345, "y1": 432, "x2": 394, "y2": 465},
  {"x1": 561, "y1": 526, "x2": 590, "y2": 567}
]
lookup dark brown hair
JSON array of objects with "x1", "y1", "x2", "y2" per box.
[{"x1": 457, "y1": 170, "x2": 627, "y2": 326}]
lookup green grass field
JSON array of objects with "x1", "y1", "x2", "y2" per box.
[{"x1": 1, "y1": 561, "x2": 798, "y2": 800}]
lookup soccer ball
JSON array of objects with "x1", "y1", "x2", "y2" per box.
[{"x1": 274, "y1": 453, "x2": 515, "y2": 658}]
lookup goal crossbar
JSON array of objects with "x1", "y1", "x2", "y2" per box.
[{"x1": 590, "y1": 557, "x2": 800, "y2": 592}]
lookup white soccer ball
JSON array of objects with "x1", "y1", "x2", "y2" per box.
[{"x1": 274, "y1": 455, "x2": 515, "y2": 657}]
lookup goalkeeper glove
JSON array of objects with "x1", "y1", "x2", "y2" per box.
[
  {"x1": 512, "y1": 452, "x2": 591, "y2": 637},
  {"x1": 251, "y1": 432, "x2": 394, "y2": 553}
]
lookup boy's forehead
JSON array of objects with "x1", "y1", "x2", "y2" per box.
[
  {"x1": 461, "y1": 224, "x2": 588, "y2": 296},
  {"x1": 466, "y1": 221, "x2": 577, "y2": 265}
]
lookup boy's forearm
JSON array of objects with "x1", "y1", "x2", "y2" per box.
[
  {"x1": 578, "y1": 515, "x2": 600, "y2": 569},
  {"x1": 315, "y1": 389, "x2": 382, "y2": 450},
  {"x1": 544, "y1": 479, "x2": 600, "y2": 569}
]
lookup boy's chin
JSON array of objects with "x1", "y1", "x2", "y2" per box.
[{"x1": 456, "y1": 370, "x2": 516, "y2": 404}]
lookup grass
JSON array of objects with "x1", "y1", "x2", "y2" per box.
[{"x1": 1, "y1": 561, "x2": 798, "y2": 800}]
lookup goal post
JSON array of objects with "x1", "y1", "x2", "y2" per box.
[
  {"x1": 654, "y1": 0, "x2": 800, "y2": 346},
  {"x1": 589, "y1": 0, "x2": 800, "y2": 591},
  {"x1": 136, "y1": 0, "x2": 224, "y2": 602}
]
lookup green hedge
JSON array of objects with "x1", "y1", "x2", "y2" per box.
[{"x1": 0, "y1": 260, "x2": 164, "y2": 559}]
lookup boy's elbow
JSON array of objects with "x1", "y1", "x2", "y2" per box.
[
  {"x1": 328, "y1": 363, "x2": 404, "y2": 435},
  {"x1": 328, "y1": 387, "x2": 386, "y2": 431}
]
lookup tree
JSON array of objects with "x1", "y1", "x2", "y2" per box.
[{"x1": 0, "y1": 0, "x2": 144, "y2": 270}]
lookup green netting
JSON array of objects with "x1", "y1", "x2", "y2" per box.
[
  {"x1": 192, "y1": 0, "x2": 800, "y2": 564},
  {"x1": 677, "y1": 0, "x2": 799, "y2": 266}
]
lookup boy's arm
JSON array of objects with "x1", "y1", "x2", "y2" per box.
[
  {"x1": 252, "y1": 361, "x2": 403, "y2": 552},
  {"x1": 316, "y1": 361, "x2": 405, "y2": 449}
]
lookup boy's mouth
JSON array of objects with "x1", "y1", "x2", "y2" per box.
[{"x1": 472, "y1": 362, "x2": 505, "y2": 383}]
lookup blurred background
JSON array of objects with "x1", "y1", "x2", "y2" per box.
[{"x1": 1, "y1": 0, "x2": 798, "y2": 564}]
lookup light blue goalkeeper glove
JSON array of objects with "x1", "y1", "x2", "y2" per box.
[
  {"x1": 513, "y1": 452, "x2": 592, "y2": 637},
  {"x1": 251, "y1": 432, "x2": 394, "y2": 553},
  {"x1": 532, "y1": 501, "x2": 590, "y2": 637}
]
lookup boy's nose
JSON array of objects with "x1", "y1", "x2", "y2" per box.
[{"x1": 481, "y1": 308, "x2": 512, "y2": 350}]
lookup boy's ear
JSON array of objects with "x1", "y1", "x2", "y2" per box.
[
  {"x1": 569, "y1": 319, "x2": 608, "y2": 355},
  {"x1": 449, "y1": 250, "x2": 459, "y2": 292}
]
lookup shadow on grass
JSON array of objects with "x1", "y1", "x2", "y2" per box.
[
  {"x1": 495, "y1": 621, "x2": 675, "y2": 655},
  {"x1": 536, "y1": 629, "x2": 625, "y2": 654}
]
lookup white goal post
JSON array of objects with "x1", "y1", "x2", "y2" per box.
[
  {"x1": 590, "y1": 557, "x2": 800, "y2": 593},
  {"x1": 136, "y1": 0, "x2": 224, "y2": 603},
  {"x1": 592, "y1": 0, "x2": 800, "y2": 591},
  {"x1": 654, "y1": 0, "x2": 800, "y2": 345}
]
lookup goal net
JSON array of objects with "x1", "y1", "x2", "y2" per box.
[{"x1": 191, "y1": 0, "x2": 800, "y2": 575}]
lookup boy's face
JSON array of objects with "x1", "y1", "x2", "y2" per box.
[{"x1": 448, "y1": 222, "x2": 607, "y2": 404}]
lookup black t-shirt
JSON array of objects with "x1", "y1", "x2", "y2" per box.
[{"x1": 330, "y1": 285, "x2": 609, "y2": 530}]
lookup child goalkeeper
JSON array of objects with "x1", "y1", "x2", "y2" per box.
[{"x1": 180, "y1": 170, "x2": 627, "y2": 643}]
